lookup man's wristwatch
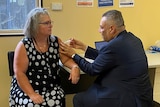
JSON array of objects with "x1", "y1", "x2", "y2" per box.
[{"x1": 71, "y1": 54, "x2": 76, "y2": 58}]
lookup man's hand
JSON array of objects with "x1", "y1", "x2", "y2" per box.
[
  {"x1": 69, "y1": 38, "x2": 87, "y2": 51},
  {"x1": 60, "y1": 42, "x2": 76, "y2": 57}
]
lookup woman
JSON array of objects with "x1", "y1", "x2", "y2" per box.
[{"x1": 9, "y1": 8, "x2": 80, "y2": 107}]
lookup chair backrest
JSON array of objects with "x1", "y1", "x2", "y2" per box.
[
  {"x1": 153, "y1": 101, "x2": 160, "y2": 107},
  {"x1": 7, "y1": 51, "x2": 14, "y2": 76}
]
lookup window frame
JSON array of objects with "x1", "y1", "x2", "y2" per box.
[{"x1": 0, "y1": 0, "x2": 43, "y2": 37}]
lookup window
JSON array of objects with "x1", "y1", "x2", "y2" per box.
[{"x1": 0, "y1": 0, "x2": 42, "y2": 36}]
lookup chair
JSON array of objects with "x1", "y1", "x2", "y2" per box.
[
  {"x1": 7, "y1": 51, "x2": 160, "y2": 107},
  {"x1": 154, "y1": 101, "x2": 160, "y2": 107},
  {"x1": 7, "y1": 51, "x2": 14, "y2": 76}
]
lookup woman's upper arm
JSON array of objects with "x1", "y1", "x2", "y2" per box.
[
  {"x1": 58, "y1": 38, "x2": 69, "y2": 63},
  {"x1": 58, "y1": 38, "x2": 76, "y2": 68},
  {"x1": 14, "y1": 41, "x2": 29, "y2": 75}
]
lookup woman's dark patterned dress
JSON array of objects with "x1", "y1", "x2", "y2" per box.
[{"x1": 9, "y1": 36, "x2": 65, "y2": 107}]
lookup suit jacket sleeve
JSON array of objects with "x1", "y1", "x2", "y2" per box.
[{"x1": 73, "y1": 45, "x2": 116, "y2": 76}]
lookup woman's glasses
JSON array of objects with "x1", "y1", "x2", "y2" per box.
[{"x1": 39, "y1": 21, "x2": 53, "y2": 26}]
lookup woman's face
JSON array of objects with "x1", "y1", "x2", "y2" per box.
[{"x1": 37, "y1": 14, "x2": 53, "y2": 37}]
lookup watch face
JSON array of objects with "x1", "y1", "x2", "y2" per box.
[
  {"x1": 95, "y1": 41, "x2": 108, "y2": 50},
  {"x1": 71, "y1": 54, "x2": 75, "y2": 58}
]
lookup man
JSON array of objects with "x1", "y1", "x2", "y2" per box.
[{"x1": 60, "y1": 10, "x2": 153, "y2": 107}]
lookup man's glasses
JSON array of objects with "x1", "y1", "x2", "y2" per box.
[{"x1": 39, "y1": 21, "x2": 53, "y2": 26}]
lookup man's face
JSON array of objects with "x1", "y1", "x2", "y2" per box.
[{"x1": 98, "y1": 17, "x2": 113, "y2": 42}]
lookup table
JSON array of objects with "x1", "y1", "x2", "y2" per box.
[
  {"x1": 146, "y1": 52, "x2": 160, "y2": 88},
  {"x1": 59, "y1": 52, "x2": 160, "y2": 94}
]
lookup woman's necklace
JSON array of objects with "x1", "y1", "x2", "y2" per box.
[{"x1": 33, "y1": 38, "x2": 49, "y2": 53}]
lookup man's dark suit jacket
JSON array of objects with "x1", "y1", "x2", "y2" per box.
[{"x1": 73, "y1": 30, "x2": 153, "y2": 107}]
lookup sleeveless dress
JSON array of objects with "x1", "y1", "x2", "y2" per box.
[{"x1": 9, "y1": 35, "x2": 65, "y2": 107}]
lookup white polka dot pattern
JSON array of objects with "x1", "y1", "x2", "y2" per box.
[{"x1": 9, "y1": 36, "x2": 65, "y2": 107}]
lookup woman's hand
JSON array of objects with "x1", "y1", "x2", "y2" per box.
[
  {"x1": 69, "y1": 65, "x2": 80, "y2": 84},
  {"x1": 29, "y1": 92, "x2": 44, "y2": 104}
]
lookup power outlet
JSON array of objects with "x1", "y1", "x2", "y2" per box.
[{"x1": 52, "y1": 2, "x2": 62, "y2": 11}]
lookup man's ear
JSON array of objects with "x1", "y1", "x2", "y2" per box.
[{"x1": 110, "y1": 25, "x2": 116, "y2": 34}]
